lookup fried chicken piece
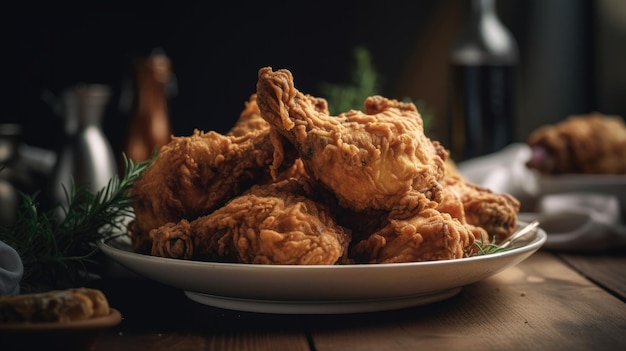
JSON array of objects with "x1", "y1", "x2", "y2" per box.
[
  {"x1": 436, "y1": 186, "x2": 489, "y2": 256},
  {"x1": 256, "y1": 67, "x2": 447, "y2": 219},
  {"x1": 227, "y1": 94, "x2": 271, "y2": 137},
  {"x1": 229, "y1": 94, "x2": 322, "y2": 182},
  {"x1": 272, "y1": 157, "x2": 311, "y2": 182},
  {"x1": 350, "y1": 176, "x2": 489, "y2": 262},
  {"x1": 350, "y1": 208, "x2": 474, "y2": 263},
  {"x1": 149, "y1": 220, "x2": 195, "y2": 259},
  {"x1": 149, "y1": 178, "x2": 352, "y2": 265},
  {"x1": 526, "y1": 112, "x2": 626, "y2": 174},
  {"x1": 441, "y1": 159, "x2": 520, "y2": 243},
  {"x1": 130, "y1": 96, "x2": 281, "y2": 253}
]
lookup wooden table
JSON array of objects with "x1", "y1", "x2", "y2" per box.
[{"x1": 90, "y1": 249, "x2": 626, "y2": 351}]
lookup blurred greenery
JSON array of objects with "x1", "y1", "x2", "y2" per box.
[
  {"x1": 319, "y1": 46, "x2": 379, "y2": 115},
  {"x1": 0, "y1": 154, "x2": 153, "y2": 292},
  {"x1": 319, "y1": 46, "x2": 434, "y2": 132}
]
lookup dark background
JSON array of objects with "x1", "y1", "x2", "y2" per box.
[{"x1": 3, "y1": 0, "x2": 625, "y2": 170}]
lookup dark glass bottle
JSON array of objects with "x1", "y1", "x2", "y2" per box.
[{"x1": 448, "y1": 0, "x2": 519, "y2": 161}]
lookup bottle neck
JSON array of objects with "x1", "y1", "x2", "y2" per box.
[
  {"x1": 472, "y1": 0, "x2": 495, "y2": 15},
  {"x1": 451, "y1": 0, "x2": 518, "y2": 65},
  {"x1": 63, "y1": 84, "x2": 110, "y2": 134}
]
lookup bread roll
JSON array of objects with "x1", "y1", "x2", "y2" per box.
[{"x1": 0, "y1": 288, "x2": 110, "y2": 323}]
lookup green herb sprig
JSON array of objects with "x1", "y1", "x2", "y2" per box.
[
  {"x1": 472, "y1": 239, "x2": 510, "y2": 256},
  {"x1": 0, "y1": 153, "x2": 153, "y2": 292}
]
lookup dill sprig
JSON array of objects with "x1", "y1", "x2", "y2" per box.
[{"x1": 0, "y1": 153, "x2": 153, "y2": 292}]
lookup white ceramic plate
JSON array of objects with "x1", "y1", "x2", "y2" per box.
[
  {"x1": 537, "y1": 173, "x2": 626, "y2": 214},
  {"x1": 536, "y1": 173, "x2": 626, "y2": 189},
  {"x1": 98, "y1": 224, "x2": 546, "y2": 314}
]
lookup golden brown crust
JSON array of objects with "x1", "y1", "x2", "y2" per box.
[
  {"x1": 256, "y1": 67, "x2": 446, "y2": 219},
  {"x1": 130, "y1": 94, "x2": 304, "y2": 254},
  {"x1": 351, "y1": 208, "x2": 473, "y2": 263},
  {"x1": 227, "y1": 94, "x2": 271, "y2": 137},
  {"x1": 441, "y1": 159, "x2": 519, "y2": 243},
  {"x1": 130, "y1": 67, "x2": 521, "y2": 264},
  {"x1": 149, "y1": 178, "x2": 352, "y2": 265},
  {"x1": 130, "y1": 127, "x2": 277, "y2": 250}
]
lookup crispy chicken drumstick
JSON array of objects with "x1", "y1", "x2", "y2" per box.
[
  {"x1": 256, "y1": 67, "x2": 448, "y2": 219},
  {"x1": 149, "y1": 178, "x2": 352, "y2": 265},
  {"x1": 440, "y1": 159, "x2": 519, "y2": 243},
  {"x1": 350, "y1": 208, "x2": 475, "y2": 263},
  {"x1": 130, "y1": 95, "x2": 284, "y2": 252}
]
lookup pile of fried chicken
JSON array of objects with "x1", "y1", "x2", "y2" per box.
[{"x1": 127, "y1": 67, "x2": 520, "y2": 265}]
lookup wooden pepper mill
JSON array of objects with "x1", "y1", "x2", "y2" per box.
[{"x1": 123, "y1": 49, "x2": 174, "y2": 164}]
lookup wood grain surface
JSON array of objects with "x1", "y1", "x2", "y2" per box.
[{"x1": 90, "y1": 250, "x2": 626, "y2": 351}]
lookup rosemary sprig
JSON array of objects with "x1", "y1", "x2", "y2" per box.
[
  {"x1": 473, "y1": 239, "x2": 510, "y2": 256},
  {"x1": 0, "y1": 153, "x2": 153, "y2": 292}
]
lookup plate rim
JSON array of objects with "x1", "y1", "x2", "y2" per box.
[
  {"x1": 98, "y1": 224, "x2": 547, "y2": 271},
  {"x1": 98, "y1": 223, "x2": 546, "y2": 313}
]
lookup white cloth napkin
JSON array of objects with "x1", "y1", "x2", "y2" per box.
[
  {"x1": 457, "y1": 143, "x2": 626, "y2": 252},
  {"x1": 0, "y1": 240, "x2": 23, "y2": 295}
]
